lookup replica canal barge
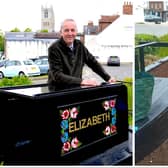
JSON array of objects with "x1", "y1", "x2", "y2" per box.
[{"x1": 0, "y1": 83, "x2": 129, "y2": 165}]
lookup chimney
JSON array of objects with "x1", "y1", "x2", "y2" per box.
[
  {"x1": 123, "y1": 1, "x2": 133, "y2": 15},
  {"x1": 88, "y1": 20, "x2": 94, "y2": 26}
]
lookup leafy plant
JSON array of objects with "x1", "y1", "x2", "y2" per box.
[
  {"x1": 0, "y1": 76, "x2": 32, "y2": 87},
  {"x1": 135, "y1": 34, "x2": 159, "y2": 56},
  {"x1": 124, "y1": 77, "x2": 133, "y2": 126},
  {"x1": 158, "y1": 34, "x2": 168, "y2": 58}
]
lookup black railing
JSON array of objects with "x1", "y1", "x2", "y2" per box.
[{"x1": 135, "y1": 42, "x2": 168, "y2": 72}]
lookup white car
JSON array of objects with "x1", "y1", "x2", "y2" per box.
[{"x1": 0, "y1": 59, "x2": 40, "y2": 79}]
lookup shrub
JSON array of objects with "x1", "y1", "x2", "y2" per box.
[
  {"x1": 0, "y1": 76, "x2": 32, "y2": 87},
  {"x1": 124, "y1": 77, "x2": 133, "y2": 126},
  {"x1": 158, "y1": 34, "x2": 168, "y2": 58},
  {"x1": 135, "y1": 34, "x2": 159, "y2": 56}
]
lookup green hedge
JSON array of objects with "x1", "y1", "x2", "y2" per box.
[
  {"x1": 135, "y1": 33, "x2": 168, "y2": 59},
  {"x1": 158, "y1": 34, "x2": 168, "y2": 57},
  {"x1": 0, "y1": 76, "x2": 32, "y2": 87},
  {"x1": 124, "y1": 77, "x2": 133, "y2": 126}
]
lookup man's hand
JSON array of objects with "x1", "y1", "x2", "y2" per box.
[
  {"x1": 81, "y1": 79, "x2": 99, "y2": 86},
  {"x1": 108, "y1": 77, "x2": 116, "y2": 83}
]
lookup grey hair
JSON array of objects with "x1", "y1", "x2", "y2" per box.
[{"x1": 60, "y1": 19, "x2": 77, "y2": 32}]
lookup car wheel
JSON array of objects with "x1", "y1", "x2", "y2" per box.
[
  {"x1": 19, "y1": 72, "x2": 25, "y2": 77},
  {"x1": 0, "y1": 72, "x2": 4, "y2": 79}
]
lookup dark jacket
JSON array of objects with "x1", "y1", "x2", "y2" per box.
[{"x1": 48, "y1": 37, "x2": 110, "y2": 90}]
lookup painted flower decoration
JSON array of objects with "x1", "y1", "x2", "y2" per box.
[
  {"x1": 60, "y1": 120, "x2": 69, "y2": 130},
  {"x1": 61, "y1": 109, "x2": 70, "y2": 120},
  {"x1": 103, "y1": 101, "x2": 110, "y2": 111},
  {"x1": 71, "y1": 137, "x2": 79, "y2": 148},
  {"x1": 61, "y1": 132, "x2": 69, "y2": 143},
  {"x1": 104, "y1": 126, "x2": 111, "y2": 136},
  {"x1": 111, "y1": 125, "x2": 117, "y2": 133},
  {"x1": 109, "y1": 99, "x2": 116, "y2": 108},
  {"x1": 62, "y1": 141, "x2": 71, "y2": 152},
  {"x1": 60, "y1": 106, "x2": 81, "y2": 155},
  {"x1": 111, "y1": 108, "x2": 116, "y2": 116},
  {"x1": 70, "y1": 107, "x2": 79, "y2": 119},
  {"x1": 102, "y1": 99, "x2": 117, "y2": 136},
  {"x1": 112, "y1": 117, "x2": 116, "y2": 125}
]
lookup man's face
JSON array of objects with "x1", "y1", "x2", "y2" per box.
[{"x1": 60, "y1": 20, "x2": 77, "y2": 46}]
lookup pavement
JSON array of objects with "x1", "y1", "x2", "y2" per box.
[
  {"x1": 135, "y1": 23, "x2": 168, "y2": 37},
  {"x1": 137, "y1": 56, "x2": 168, "y2": 128},
  {"x1": 137, "y1": 77, "x2": 168, "y2": 128},
  {"x1": 135, "y1": 77, "x2": 168, "y2": 164},
  {"x1": 148, "y1": 77, "x2": 168, "y2": 122}
]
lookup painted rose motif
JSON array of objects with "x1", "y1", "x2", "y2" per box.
[
  {"x1": 103, "y1": 101, "x2": 110, "y2": 111},
  {"x1": 109, "y1": 99, "x2": 116, "y2": 108},
  {"x1": 61, "y1": 109, "x2": 70, "y2": 120},
  {"x1": 70, "y1": 107, "x2": 79, "y2": 119},
  {"x1": 60, "y1": 106, "x2": 81, "y2": 155},
  {"x1": 111, "y1": 125, "x2": 117, "y2": 133},
  {"x1": 104, "y1": 126, "x2": 111, "y2": 135},
  {"x1": 104, "y1": 124, "x2": 117, "y2": 136},
  {"x1": 103, "y1": 99, "x2": 116, "y2": 112},
  {"x1": 71, "y1": 137, "x2": 79, "y2": 148},
  {"x1": 102, "y1": 99, "x2": 117, "y2": 136},
  {"x1": 62, "y1": 141, "x2": 71, "y2": 152}
]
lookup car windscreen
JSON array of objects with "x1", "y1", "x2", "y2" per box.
[{"x1": 23, "y1": 60, "x2": 35, "y2": 65}]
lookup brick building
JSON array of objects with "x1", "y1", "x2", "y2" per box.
[
  {"x1": 98, "y1": 15, "x2": 120, "y2": 32},
  {"x1": 84, "y1": 1, "x2": 133, "y2": 34},
  {"x1": 144, "y1": 1, "x2": 168, "y2": 22}
]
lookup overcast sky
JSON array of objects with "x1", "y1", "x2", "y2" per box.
[{"x1": 0, "y1": 0, "x2": 134, "y2": 32}]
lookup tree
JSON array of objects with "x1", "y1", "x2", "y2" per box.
[
  {"x1": 24, "y1": 28, "x2": 32, "y2": 32},
  {"x1": 10, "y1": 27, "x2": 21, "y2": 32},
  {"x1": 0, "y1": 30, "x2": 4, "y2": 51},
  {"x1": 158, "y1": 34, "x2": 168, "y2": 58},
  {"x1": 40, "y1": 29, "x2": 48, "y2": 33}
]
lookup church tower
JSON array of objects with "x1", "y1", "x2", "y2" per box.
[{"x1": 41, "y1": 5, "x2": 55, "y2": 32}]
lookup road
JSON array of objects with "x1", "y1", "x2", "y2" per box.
[
  {"x1": 32, "y1": 63, "x2": 132, "y2": 85},
  {"x1": 135, "y1": 23, "x2": 168, "y2": 36}
]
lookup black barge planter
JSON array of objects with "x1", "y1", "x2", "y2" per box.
[{"x1": 0, "y1": 83, "x2": 129, "y2": 165}]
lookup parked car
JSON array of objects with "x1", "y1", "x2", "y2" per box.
[
  {"x1": 144, "y1": 15, "x2": 162, "y2": 24},
  {"x1": 34, "y1": 58, "x2": 49, "y2": 75},
  {"x1": 94, "y1": 56, "x2": 100, "y2": 60},
  {"x1": 0, "y1": 59, "x2": 8, "y2": 67},
  {"x1": 39, "y1": 55, "x2": 48, "y2": 59},
  {"x1": 0, "y1": 59, "x2": 40, "y2": 79},
  {"x1": 107, "y1": 56, "x2": 120, "y2": 66}
]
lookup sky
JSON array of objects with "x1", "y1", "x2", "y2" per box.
[{"x1": 0, "y1": 0, "x2": 132, "y2": 33}]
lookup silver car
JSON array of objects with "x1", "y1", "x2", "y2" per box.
[{"x1": 107, "y1": 56, "x2": 120, "y2": 66}]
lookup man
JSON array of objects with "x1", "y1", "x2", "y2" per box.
[{"x1": 48, "y1": 19, "x2": 116, "y2": 90}]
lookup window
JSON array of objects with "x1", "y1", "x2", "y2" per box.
[
  {"x1": 15, "y1": 61, "x2": 21, "y2": 66},
  {"x1": 44, "y1": 10, "x2": 48, "y2": 18}
]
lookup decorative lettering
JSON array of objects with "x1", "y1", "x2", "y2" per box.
[
  {"x1": 60, "y1": 98, "x2": 117, "y2": 155},
  {"x1": 69, "y1": 112, "x2": 110, "y2": 133}
]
